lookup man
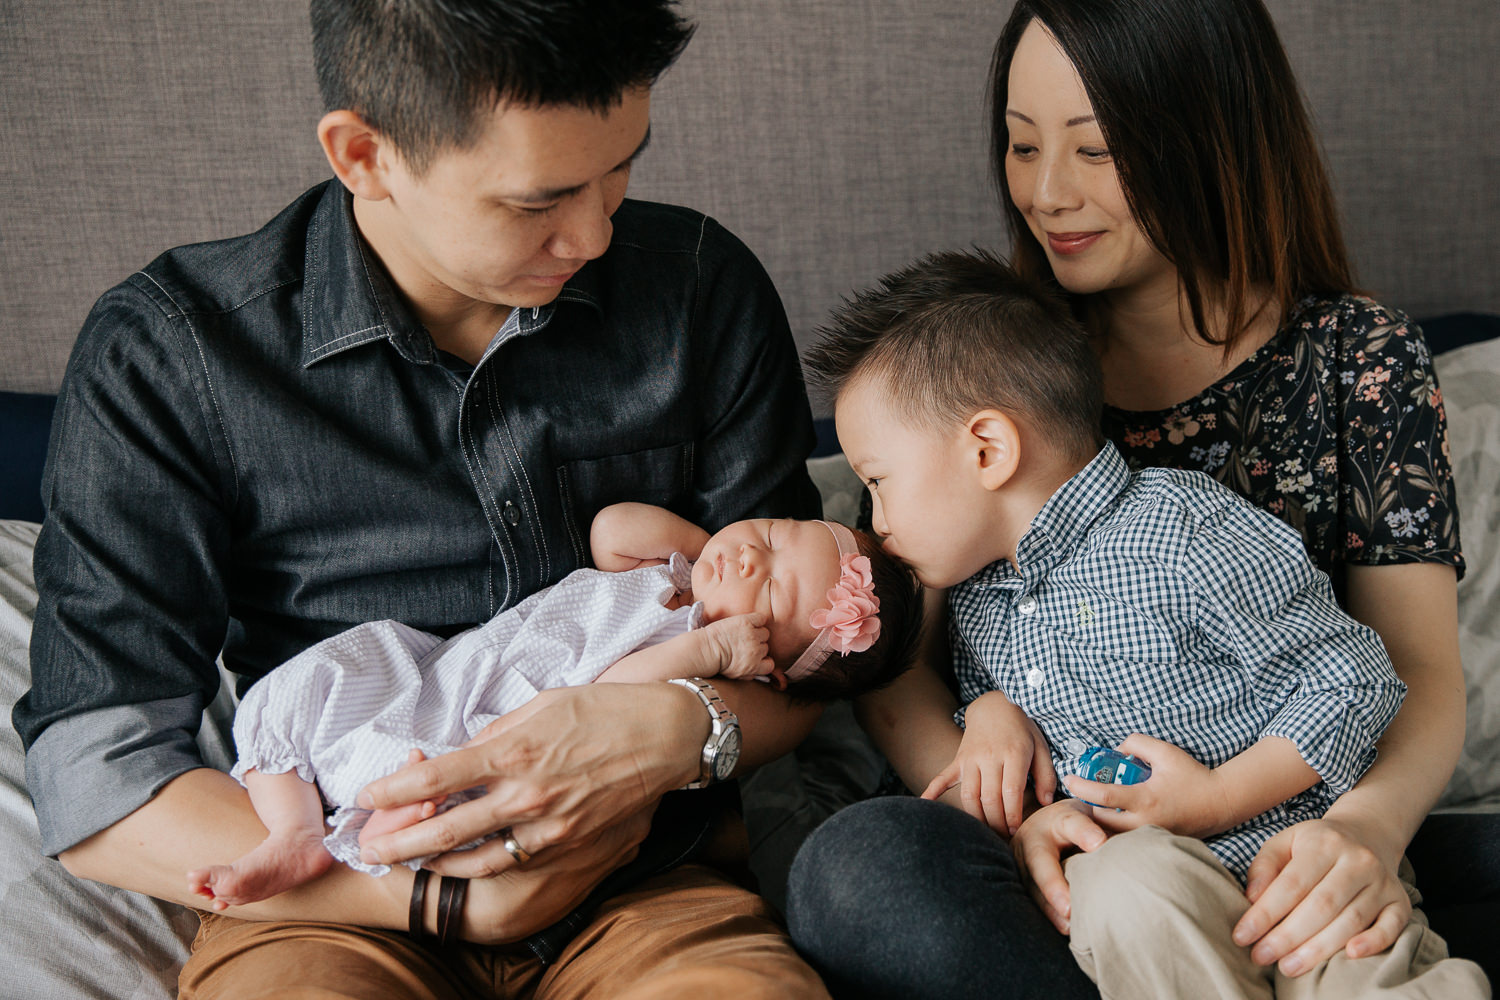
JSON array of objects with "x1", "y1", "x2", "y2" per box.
[{"x1": 15, "y1": 2, "x2": 829, "y2": 995}]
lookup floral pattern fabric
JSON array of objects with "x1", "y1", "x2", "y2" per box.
[{"x1": 1102, "y1": 294, "x2": 1464, "y2": 597}]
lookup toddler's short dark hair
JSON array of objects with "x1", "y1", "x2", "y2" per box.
[
  {"x1": 310, "y1": 0, "x2": 694, "y2": 174},
  {"x1": 804, "y1": 249, "x2": 1104, "y2": 462}
]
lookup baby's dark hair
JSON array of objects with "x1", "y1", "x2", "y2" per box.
[
  {"x1": 803, "y1": 248, "x2": 1104, "y2": 463},
  {"x1": 785, "y1": 529, "x2": 923, "y2": 703}
]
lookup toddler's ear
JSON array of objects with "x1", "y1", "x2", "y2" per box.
[{"x1": 965, "y1": 410, "x2": 1021, "y2": 491}]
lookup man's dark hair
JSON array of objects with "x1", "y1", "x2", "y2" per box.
[
  {"x1": 309, "y1": 0, "x2": 694, "y2": 173},
  {"x1": 804, "y1": 248, "x2": 1104, "y2": 462}
]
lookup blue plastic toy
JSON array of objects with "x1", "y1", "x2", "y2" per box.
[{"x1": 1073, "y1": 745, "x2": 1151, "y2": 808}]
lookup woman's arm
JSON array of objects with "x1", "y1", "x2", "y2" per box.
[
  {"x1": 854, "y1": 589, "x2": 965, "y2": 795},
  {"x1": 1233, "y1": 562, "x2": 1464, "y2": 974},
  {"x1": 590, "y1": 502, "x2": 711, "y2": 571}
]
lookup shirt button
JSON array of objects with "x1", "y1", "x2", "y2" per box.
[
  {"x1": 1017, "y1": 595, "x2": 1038, "y2": 615},
  {"x1": 1026, "y1": 668, "x2": 1045, "y2": 688},
  {"x1": 503, "y1": 500, "x2": 521, "y2": 526}
]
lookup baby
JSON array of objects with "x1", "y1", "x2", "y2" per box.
[{"x1": 187, "y1": 501, "x2": 919, "y2": 909}]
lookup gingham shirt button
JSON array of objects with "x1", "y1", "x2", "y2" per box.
[
  {"x1": 1017, "y1": 596, "x2": 1038, "y2": 615},
  {"x1": 1026, "y1": 668, "x2": 1045, "y2": 688}
]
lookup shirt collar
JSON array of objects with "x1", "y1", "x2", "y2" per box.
[
  {"x1": 1017, "y1": 441, "x2": 1131, "y2": 576},
  {"x1": 959, "y1": 443, "x2": 1131, "y2": 591},
  {"x1": 299, "y1": 182, "x2": 604, "y2": 369}
]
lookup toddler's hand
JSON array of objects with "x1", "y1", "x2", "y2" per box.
[
  {"x1": 1061, "y1": 733, "x2": 1231, "y2": 838},
  {"x1": 920, "y1": 689, "x2": 1056, "y2": 836},
  {"x1": 702, "y1": 613, "x2": 774, "y2": 680}
]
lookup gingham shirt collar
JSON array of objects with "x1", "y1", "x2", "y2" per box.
[{"x1": 969, "y1": 443, "x2": 1129, "y2": 586}]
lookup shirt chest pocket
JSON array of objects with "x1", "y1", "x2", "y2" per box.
[
  {"x1": 555, "y1": 441, "x2": 695, "y2": 565},
  {"x1": 1041, "y1": 589, "x2": 1183, "y2": 665}
]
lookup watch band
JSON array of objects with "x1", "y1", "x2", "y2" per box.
[{"x1": 668, "y1": 677, "x2": 739, "y2": 788}]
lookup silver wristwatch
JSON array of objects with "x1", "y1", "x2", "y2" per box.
[{"x1": 668, "y1": 677, "x2": 742, "y2": 788}]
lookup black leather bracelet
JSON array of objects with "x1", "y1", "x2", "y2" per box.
[
  {"x1": 436, "y1": 875, "x2": 469, "y2": 947},
  {"x1": 408, "y1": 869, "x2": 432, "y2": 940}
]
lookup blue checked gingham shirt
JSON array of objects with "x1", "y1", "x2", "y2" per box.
[{"x1": 949, "y1": 443, "x2": 1406, "y2": 881}]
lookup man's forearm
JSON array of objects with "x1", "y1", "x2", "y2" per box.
[
  {"x1": 715, "y1": 677, "x2": 822, "y2": 772},
  {"x1": 60, "y1": 768, "x2": 411, "y2": 925}
]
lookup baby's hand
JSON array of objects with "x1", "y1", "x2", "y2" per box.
[
  {"x1": 702, "y1": 613, "x2": 774, "y2": 680},
  {"x1": 920, "y1": 690, "x2": 1056, "y2": 836}
]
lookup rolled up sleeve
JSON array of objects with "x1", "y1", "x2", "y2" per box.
[{"x1": 14, "y1": 281, "x2": 232, "y2": 854}]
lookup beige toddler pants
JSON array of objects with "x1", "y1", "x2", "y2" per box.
[{"x1": 1064, "y1": 825, "x2": 1490, "y2": 1000}]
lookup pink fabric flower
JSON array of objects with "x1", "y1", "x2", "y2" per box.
[{"x1": 808, "y1": 554, "x2": 881, "y2": 654}]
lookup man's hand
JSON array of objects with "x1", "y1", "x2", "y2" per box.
[
  {"x1": 355, "y1": 682, "x2": 701, "y2": 877},
  {"x1": 919, "y1": 690, "x2": 1055, "y2": 836},
  {"x1": 701, "y1": 613, "x2": 774, "y2": 681},
  {"x1": 458, "y1": 803, "x2": 654, "y2": 945},
  {"x1": 1010, "y1": 799, "x2": 1107, "y2": 935}
]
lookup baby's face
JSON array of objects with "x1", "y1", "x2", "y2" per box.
[{"x1": 690, "y1": 518, "x2": 842, "y2": 667}]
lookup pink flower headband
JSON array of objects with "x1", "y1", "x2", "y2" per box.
[{"x1": 785, "y1": 520, "x2": 882, "y2": 683}]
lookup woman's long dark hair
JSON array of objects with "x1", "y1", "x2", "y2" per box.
[{"x1": 990, "y1": 0, "x2": 1359, "y2": 350}]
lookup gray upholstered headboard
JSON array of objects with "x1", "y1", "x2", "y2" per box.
[{"x1": 2, "y1": 0, "x2": 1496, "y2": 397}]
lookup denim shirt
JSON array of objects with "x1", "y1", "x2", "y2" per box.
[{"x1": 17, "y1": 180, "x2": 819, "y2": 855}]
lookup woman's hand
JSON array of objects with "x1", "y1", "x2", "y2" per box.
[
  {"x1": 1010, "y1": 799, "x2": 1107, "y2": 935},
  {"x1": 919, "y1": 689, "x2": 1055, "y2": 836},
  {"x1": 1232, "y1": 815, "x2": 1411, "y2": 976},
  {"x1": 355, "y1": 682, "x2": 702, "y2": 877},
  {"x1": 457, "y1": 803, "x2": 655, "y2": 945}
]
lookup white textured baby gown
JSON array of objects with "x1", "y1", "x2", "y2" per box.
[{"x1": 230, "y1": 554, "x2": 702, "y2": 874}]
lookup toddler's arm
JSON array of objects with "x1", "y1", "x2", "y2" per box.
[
  {"x1": 1070, "y1": 733, "x2": 1319, "y2": 838},
  {"x1": 590, "y1": 502, "x2": 711, "y2": 571},
  {"x1": 595, "y1": 613, "x2": 774, "y2": 685}
]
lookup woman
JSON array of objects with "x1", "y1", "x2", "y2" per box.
[{"x1": 787, "y1": 1, "x2": 1493, "y2": 996}]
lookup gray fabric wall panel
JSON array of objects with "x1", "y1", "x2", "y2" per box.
[
  {"x1": 1268, "y1": 1, "x2": 1499, "y2": 321},
  {"x1": 1, "y1": 1, "x2": 328, "y2": 394},
  {"x1": 2, "y1": 1, "x2": 1495, "y2": 395},
  {"x1": 630, "y1": 0, "x2": 1010, "y2": 384}
]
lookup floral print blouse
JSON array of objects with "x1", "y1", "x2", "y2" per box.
[{"x1": 1101, "y1": 294, "x2": 1464, "y2": 599}]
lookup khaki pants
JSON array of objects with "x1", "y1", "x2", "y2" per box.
[
  {"x1": 1065, "y1": 825, "x2": 1491, "y2": 1000},
  {"x1": 179, "y1": 864, "x2": 830, "y2": 1000}
]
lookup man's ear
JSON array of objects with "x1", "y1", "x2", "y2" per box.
[
  {"x1": 317, "y1": 110, "x2": 394, "y2": 201},
  {"x1": 965, "y1": 409, "x2": 1021, "y2": 491}
]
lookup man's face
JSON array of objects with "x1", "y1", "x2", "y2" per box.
[{"x1": 367, "y1": 88, "x2": 652, "y2": 314}]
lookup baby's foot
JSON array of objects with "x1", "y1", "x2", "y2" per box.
[{"x1": 186, "y1": 829, "x2": 333, "y2": 910}]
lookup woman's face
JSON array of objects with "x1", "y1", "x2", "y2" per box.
[{"x1": 1003, "y1": 20, "x2": 1175, "y2": 299}]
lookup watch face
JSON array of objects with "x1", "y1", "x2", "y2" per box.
[{"x1": 713, "y1": 726, "x2": 742, "y2": 781}]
